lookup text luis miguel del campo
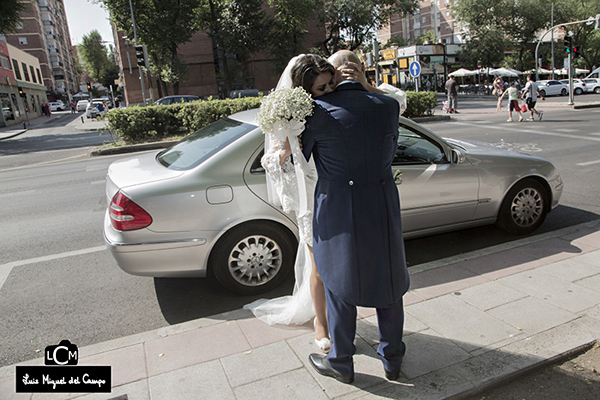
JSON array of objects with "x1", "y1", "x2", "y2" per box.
[{"x1": 16, "y1": 340, "x2": 111, "y2": 393}]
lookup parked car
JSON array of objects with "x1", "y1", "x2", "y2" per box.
[
  {"x1": 85, "y1": 100, "x2": 107, "y2": 118},
  {"x1": 154, "y1": 95, "x2": 199, "y2": 105},
  {"x1": 2, "y1": 107, "x2": 14, "y2": 120},
  {"x1": 582, "y1": 78, "x2": 600, "y2": 94},
  {"x1": 48, "y1": 101, "x2": 66, "y2": 112},
  {"x1": 532, "y1": 80, "x2": 568, "y2": 97},
  {"x1": 559, "y1": 79, "x2": 587, "y2": 95},
  {"x1": 104, "y1": 109, "x2": 563, "y2": 295},
  {"x1": 76, "y1": 100, "x2": 89, "y2": 112}
]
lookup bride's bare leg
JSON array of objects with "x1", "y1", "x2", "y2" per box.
[{"x1": 308, "y1": 245, "x2": 329, "y2": 340}]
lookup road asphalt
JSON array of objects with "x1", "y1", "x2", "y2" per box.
[{"x1": 1, "y1": 97, "x2": 599, "y2": 399}]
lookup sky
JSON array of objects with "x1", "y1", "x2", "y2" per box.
[{"x1": 63, "y1": 0, "x2": 115, "y2": 46}]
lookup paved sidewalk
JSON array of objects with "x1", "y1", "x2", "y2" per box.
[
  {"x1": 2, "y1": 220, "x2": 599, "y2": 399},
  {"x1": 0, "y1": 113, "x2": 108, "y2": 141}
]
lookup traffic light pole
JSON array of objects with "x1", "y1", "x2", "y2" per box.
[
  {"x1": 568, "y1": 52, "x2": 574, "y2": 105},
  {"x1": 129, "y1": 0, "x2": 147, "y2": 106},
  {"x1": 534, "y1": 18, "x2": 592, "y2": 82}
]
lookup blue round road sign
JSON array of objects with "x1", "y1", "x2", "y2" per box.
[{"x1": 409, "y1": 61, "x2": 421, "y2": 77}]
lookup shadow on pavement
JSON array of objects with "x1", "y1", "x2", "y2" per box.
[
  {"x1": 153, "y1": 205, "x2": 598, "y2": 325},
  {"x1": 0, "y1": 131, "x2": 114, "y2": 155}
]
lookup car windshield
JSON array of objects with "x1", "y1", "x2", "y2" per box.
[{"x1": 157, "y1": 118, "x2": 255, "y2": 170}]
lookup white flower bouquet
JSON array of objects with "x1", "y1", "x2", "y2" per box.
[{"x1": 256, "y1": 87, "x2": 314, "y2": 141}]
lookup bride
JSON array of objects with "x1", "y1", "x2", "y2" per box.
[
  {"x1": 245, "y1": 52, "x2": 406, "y2": 353},
  {"x1": 245, "y1": 54, "x2": 336, "y2": 352}
]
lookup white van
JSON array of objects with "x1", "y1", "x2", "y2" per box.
[{"x1": 586, "y1": 67, "x2": 600, "y2": 79}]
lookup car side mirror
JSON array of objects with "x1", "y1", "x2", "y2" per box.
[{"x1": 450, "y1": 148, "x2": 463, "y2": 164}]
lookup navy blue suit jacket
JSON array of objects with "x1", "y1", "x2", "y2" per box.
[{"x1": 301, "y1": 82, "x2": 409, "y2": 308}]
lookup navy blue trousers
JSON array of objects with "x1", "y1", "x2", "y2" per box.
[{"x1": 324, "y1": 287, "x2": 406, "y2": 375}]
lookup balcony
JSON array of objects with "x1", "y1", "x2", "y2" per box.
[
  {"x1": 54, "y1": 75, "x2": 65, "y2": 81},
  {"x1": 43, "y1": 20, "x2": 55, "y2": 26}
]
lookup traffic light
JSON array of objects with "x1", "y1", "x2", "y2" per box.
[
  {"x1": 18, "y1": 87, "x2": 25, "y2": 97},
  {"x1": 86, "y1": 82, "x2": 91, "y2": 91},
  {"x1": 564, "y1": 36, "x2": 572, "y2": 53},
  {"x1": 573, "y1": 45, "x2": 580, "y2": 58},
  {"x1": 135, "y1": 45, "x2": 145, "y2": 67}
]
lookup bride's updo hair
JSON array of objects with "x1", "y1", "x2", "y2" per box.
[{"x1": 291, "y1": 54, "x2": 335, "y2": 93}]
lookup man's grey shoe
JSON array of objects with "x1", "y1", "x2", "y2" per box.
[
  {"x1": 385, "y1": 369, "x2": 400, "y2": 381},
  {"x1": 308, "y1": 353, "x2": 354, "y2": 384},
  {"x1": 538, "y1": 111, "x2": 543, "y2": 121}
]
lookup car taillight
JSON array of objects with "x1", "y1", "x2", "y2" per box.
[{"x1": 109, "y1": 191, "x2": 153, "y2": 231}]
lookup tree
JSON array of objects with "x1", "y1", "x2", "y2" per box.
[
  {"x1": 79, "y1": 30, "x2": 110, "y2": 81},
  {"x1": 267, "y1": 0, "x2": 320, "y2": 71},
  {"x1": 452, "y1": 0, "x2": 547, "y2": 70},
  {"x1": 414, "y1": 29, "x2": 437, "y2": 45},
  {"x1": 99, "y1": 0, "x2": 201, "y2": 95},
  {"x1": 457, "y1": 26, "x2": 507, "y2": 69},
  {"x1": 384, "y1": 35, "x2": 408, "y2": 49},
  {"x1": 558, "y1": 0, "x2": 600, "y2": 70},
  {"x1": 0, "y1": 0, "x2": 27, "y2": 33},
  {"x1": 315, "y1": 0, "x2": 419, "y2": 55},
  {"x1": 195, "y1": 0, "x2": 271, "y2": 96}
]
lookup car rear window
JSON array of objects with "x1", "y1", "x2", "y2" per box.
[{"x1": 156, "y1": 118, "x2": 255, "y2": 170}]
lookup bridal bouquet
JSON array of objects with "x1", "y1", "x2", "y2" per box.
[{"x1": 256, "y1": 87, "x2": 314, "y2": 141}]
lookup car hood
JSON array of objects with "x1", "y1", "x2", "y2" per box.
[{"x1": 107, "y1": 152, "x2": 184, "y2": 190}]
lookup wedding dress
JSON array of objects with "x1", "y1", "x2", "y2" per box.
[{"x1": 243, "y1": 56, "x2": 319, "y2": 326}]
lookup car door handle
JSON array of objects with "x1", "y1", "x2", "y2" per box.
[{"x1": 394, "y1": 170, "x2": 403, "y2": 185}]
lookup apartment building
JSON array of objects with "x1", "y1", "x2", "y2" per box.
[
  {"x1": 1, "y1": 0, "x2": 79, "y2": 100},
  {"x1": 1, "y1": 41, "x2": 47, "y2": 127},
  {"x1": 379, "y1": 0, "x2": 462, "y2": 45}
]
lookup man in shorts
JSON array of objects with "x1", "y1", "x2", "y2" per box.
[{"x1": 522, "y1": 74, "x2": 545, "y2": 121}]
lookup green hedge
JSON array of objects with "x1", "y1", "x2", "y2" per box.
[
  {"x1": 106, "y1": 97, "x2": 262, "y2": 143},
  {"x1": 106, "y1": 91, "x2": 437, "y2": 144},
  {"x1": 404, "y1": 91, "x2": 439, "y2": 119}
]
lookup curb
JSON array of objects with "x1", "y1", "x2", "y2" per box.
[
  {"x1": 412, "y1": 115, "x2": 451, "y2": 123},
  {"x1": 573, "y1": 102, "x2": 600, "y2": 109}
]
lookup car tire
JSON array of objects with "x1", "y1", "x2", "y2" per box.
[
  {"x1": 210, "y1": 221, "x2": 296, "y2": 295},
  {"x1": 560, "y1": 88, "x2": 567, "y2": 96},
  {"x1": 575, "y1": 88, "x2": 583, "y2": 95},
  {"x1": 595, "y1": 87, "x2": 600, "y2": 94},
  {"x1": 539, "y1": 89, "x2": 546, "y2": 97},
  {"x1": 496, "y1": 179, "x2": 548, "y2": 235}
]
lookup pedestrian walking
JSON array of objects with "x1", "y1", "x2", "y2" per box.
[
  {"x1": 522, "y1": 74, "x2": 545, "y2": 121},
  {"x1": 493, "y1": 77, "x2": 504, "y2": 112},
  {"x1": 45, "y1": 103, "x2": 51, "y2": 118},
  {"x1": 499, "y1": 81, "x2": 523, "y2": 122},
  {"x1": 445, "y1": 76, "x2": 459, "y2": 113},
  {"x1": 70, "y1": 100, "x2": 76, "y2": 114}
]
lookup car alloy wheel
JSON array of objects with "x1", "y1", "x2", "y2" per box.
[
  {"x1": 595, "y1": 87, "x2": 600, "y2": 94},
  {"x1": 497, "y1": 179, "x2": 548, "y2": 235},
  {"x1": 561, "y1": 88, "x2": 567, "y2": 96},
  {"x1": 575, "y1": 88, "x2": 583, "y2": 95},
  {"x1": 539, "y1": 89, "x2": 546, "y2": 97},
  {"x1": 210, "y1": 221, "x2": 296, "y2": 295}
]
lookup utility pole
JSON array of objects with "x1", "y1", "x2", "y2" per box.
[
  {"x1": 128, "y1": 0, "x2": 147, "y2": 106},
  {"x1": 551, "y1": 3, "x2": 555, "y2": 80}
]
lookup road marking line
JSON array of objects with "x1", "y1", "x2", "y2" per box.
[
  {"x1": 0, "y1": 246, "x2": 106, "y2": 290},
  {"x1": 554, "y1": 129, "x2": 579, "y2": 132},
  {"x1": 577, "y1": 159, "x2": 600, "y2": 166},
  {"x1": 452, "y1": 122, "x2": 600, "y2": 142}
]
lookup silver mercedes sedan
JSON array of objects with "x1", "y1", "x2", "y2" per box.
[{"x1": 104, "y1": 109, "x2": 563, "y2": 295}]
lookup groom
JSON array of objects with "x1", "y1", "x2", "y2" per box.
[{"x1": 302, "y1": 50, "x2": 410, "y2": 383}]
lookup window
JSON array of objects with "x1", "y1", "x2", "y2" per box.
[
  {"x1": 422, "y1": 16, "x2": 427, "y2": 23},
  {"x1": 446, "y1": 11, "x2": 450, "y2": 16},
  {"x1": 18, "y1": 37, "x2": 27, "y2": 45},
  {"x1": 393, "y1": 124, "x2": 446, "y2": 165},
  {"x1": 437, "y1": 12, "x2": 441, "y2": 19},
  {"x1": 16, "y1": 22, "x2": 24, "y2": 29},
  {"x1": 29, "y1": 65, "x2": 37, "y2": 83},
  {"x1": 0, "y1": 55, "x2": 11, "y2": 70},
  {"x1": 21, "y1": 62, "x2": 30, "y2": 81},
  {"x1": 36, "y1": 68, "x2": 42, "y2": 84},
  {"x1": 12, "y1": 59, "x2": 21, "y2": 80},
  {"x1": 447, "y1": 24, "x2": 452, "y2": 30}
]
